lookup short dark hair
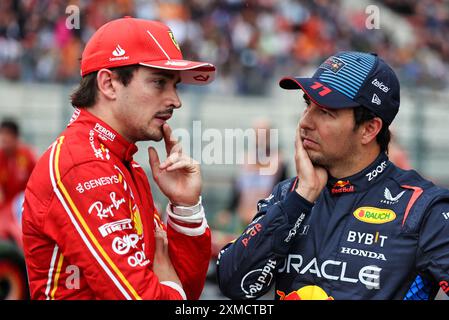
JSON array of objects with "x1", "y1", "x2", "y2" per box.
[
  {"x1": 70, "y1": 65, "x2": 140, "y2": 108},
  {"x1": 0, "y1": 119, "x2": 19, "y2": 136},
  {"x1": 353, "y1": 106, "x2": 391, "y2": 153}
]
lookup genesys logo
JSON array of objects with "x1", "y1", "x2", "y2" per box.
[
  {"x1": 353, "y1": 207, "x2": 396, "y2": 224},
  {"x1": 76, "y1": 175, "x2": 120, "y2": 193}
]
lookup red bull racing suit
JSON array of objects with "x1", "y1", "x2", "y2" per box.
[
  {"x1": 22, "y1": 109, "x2": 211, "y2": 300},
  {"x1": 217, "y1": 153, "x2": 449, "y2": 299}
]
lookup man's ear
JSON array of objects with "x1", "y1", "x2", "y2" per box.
[
  {"x1": 360, "y1": 117, "x2": 383, "y2": 145},
  {"x1": 96, "y1": 69, "x2": 117, "y2": 100}
]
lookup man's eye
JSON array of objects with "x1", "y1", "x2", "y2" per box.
[
  {"x1": 154, "y1": 79, "x2": 166, "y2": 87},
  {"x1": 319, "y1": 109, "x2": 334, "y2": 117}
]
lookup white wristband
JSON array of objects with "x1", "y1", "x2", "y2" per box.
[
  {"x1": 166, "y1": 202, "x2": 204, "y2": 224},
  {"x1": 169, "y1": 196, "x2": 202, "y2": 216}
]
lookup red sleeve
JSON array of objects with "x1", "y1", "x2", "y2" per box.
[
  {"x1": 167, "y1": 223, "x2": 211, "y2": 300},
  {"x1": 45, "y1": 161, "x2": 185, "y2": 300}
]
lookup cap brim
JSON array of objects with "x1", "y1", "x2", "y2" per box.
[
  {"x1": 139, "y1": 59, "x2": 216, "y2": 85},
  {"x1": 279, "y1": 77, "x2": 359, "y2": 109}
]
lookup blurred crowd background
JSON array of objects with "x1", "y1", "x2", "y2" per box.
[
  {"x1": 1, "y1": 0, "x2": 449, "y2": 94},
  {"x1": 1, "y1": 0, "x2": 449, "y2": 300}
]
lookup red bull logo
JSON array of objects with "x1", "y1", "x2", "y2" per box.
[
  {"x1": 440, "y1": 281, "x2": 449, "y2": 293},
  {"x1": 277, "y1": 285, "x2": 334, "y2": 300},
  {"x1": 331, "y1": 180, "x2": 355, "y2": 194}
]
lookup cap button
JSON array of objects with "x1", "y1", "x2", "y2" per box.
[{"x1": 124, "y1": 15, "x2": 133, "y2": 19}]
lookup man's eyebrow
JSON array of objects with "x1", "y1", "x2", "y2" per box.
[
  {"x1": 303, "y1": 94, "x2": 335, "y2": 112},
  {"x1": 150, "y1": 71, "x2": 181, "y2": 83},
  {"x1": 152, "y1": 71, "x2": 175, "y2": 78}
]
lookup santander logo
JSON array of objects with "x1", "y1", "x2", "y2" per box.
[
  {"x1": 112, "y1": 44, "x2": 126, "y2": 57},
  {"x1": 110, "y1": 44, "x2": 129, "y2": 62}
]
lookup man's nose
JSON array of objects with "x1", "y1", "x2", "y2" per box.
[
  {"x1": 299, "y1": 108, "x2": 315, "y2": 131},
  {"x1": 168, "y1": 89, "x2": 182, "y2": 109}
]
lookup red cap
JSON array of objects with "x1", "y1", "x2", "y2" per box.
[{"x1": 81, "y1": 17, "x2": 216, "y2": 85}]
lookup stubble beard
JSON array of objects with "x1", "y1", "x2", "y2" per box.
[
  {"x1": 308, "y1": 152, "x2": 330, "y2": 169},
  {"x1": 140, "y1": 126, "x2": 163, "y2": 142}
]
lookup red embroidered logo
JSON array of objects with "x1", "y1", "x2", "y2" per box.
[
  {"x1": 193, "y1": 75, "x2": 210, "y2": 82},
  {"x1": 310, "y1": 82, "x2": 332, "y2": 96},
  {"x1": 331, "y1": 180, "x2": 355, "y2": 194},
  {"x1": 440, "y1": 281, "x2": 449, "y2": 293}
]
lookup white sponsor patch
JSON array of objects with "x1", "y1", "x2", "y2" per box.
[
  {"x1": 366, "y1": 161, "x2": 387, "y2": 181},
  {"x1": 88, "y1": 192, "x2": 126, "y2": 220},
  {"x1": 278, "y1": 254, "x2": 381, "y2": 289},
  {"x1": 112, "y1": 234, "x2": 139, "y2": 255},
  {"x1": 98, "y1": 219, "x2": 133, "y2": 237},
  {"x1": 94, "y1": 123, "x2": 116, "y2": 141},
  {"x1": 112, "y1": 44, "x2": 125, "y2": 57},
  {"x1": 128, "y1": 250, "x2": 150, "y2": 267},
  {"x1": 76, "y1": 175, "x2": 119, "y2": 193},
  {"x1": 371, "y1": 78, "x2": 390, "y2": 92},
  {"x1": 381, "y1": 187, "x2": 405, "y2": 205},
  {"x1": 240, "y1": 259, "x2": 276, "y2": 298}
]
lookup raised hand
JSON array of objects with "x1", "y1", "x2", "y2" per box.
[
  {"x1": 148, "y1": 123, "x2": 201, "y2": 206},
  {"x1": 294, "y1": 124, "x2": 328, "y2": 202}
]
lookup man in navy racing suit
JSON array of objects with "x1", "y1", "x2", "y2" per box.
[{"x1": 216, "y1": 51, "x2": 449, "y2": 300}]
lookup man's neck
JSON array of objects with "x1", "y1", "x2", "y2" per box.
[
  {"x1": 328, "y1": 146, "x2": 381, "y2": 179},
  {"x1": 87, "y1": 105, "x2": 133, "y2": 143}
]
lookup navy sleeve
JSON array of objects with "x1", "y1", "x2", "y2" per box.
[
  {"x1": 216, "y1": 180, "x2": 313, "y2": 299},
  {"x1": 416, "y1": 199, "x2": 449, "y2": 297}
]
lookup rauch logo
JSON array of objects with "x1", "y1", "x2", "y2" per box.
[{"x1": 353, "y1": 207, "x2": 396, "y2": 224}]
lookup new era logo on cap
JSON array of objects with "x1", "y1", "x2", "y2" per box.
[{"x1": 372, "y1": 93, "x2": 381, "y2": 105}]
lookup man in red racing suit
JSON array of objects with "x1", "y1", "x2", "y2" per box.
[{"x1": 22, "y1": 17, "x2": 216, "y2": 300}]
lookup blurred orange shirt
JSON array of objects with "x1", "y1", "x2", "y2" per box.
[{"x1": 0, "y1": 144, "x2": 36, "y2": 207}]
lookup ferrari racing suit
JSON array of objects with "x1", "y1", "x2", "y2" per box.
[{"x1": 23, "y1": 108, "x2": 211, "y2": 300}]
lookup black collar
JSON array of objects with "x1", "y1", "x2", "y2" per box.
[{"x1": 326, "y1": 152, "x2": 392, "y2": 195}]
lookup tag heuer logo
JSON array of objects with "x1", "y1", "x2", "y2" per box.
[{"x1": 112, "y1": 44, "x2": 126, "y2": 57}]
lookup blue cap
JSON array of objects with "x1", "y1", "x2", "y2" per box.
[{"x1": 279, "y1": 51, "x2": 400, "y2": 125}]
